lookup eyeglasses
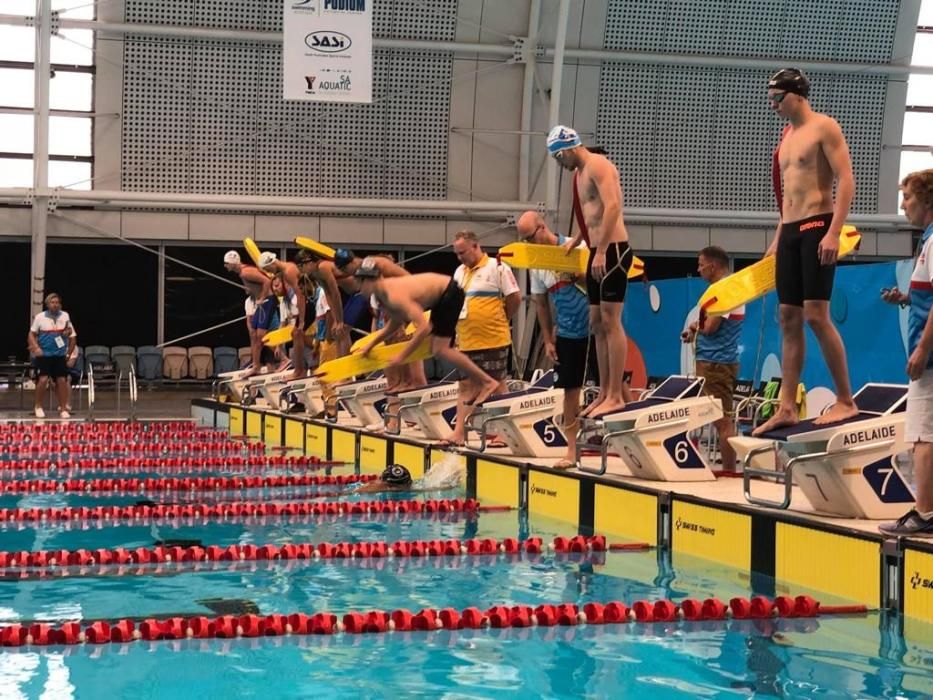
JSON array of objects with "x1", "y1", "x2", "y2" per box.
[
  {"x1": 520, "y1": 223, "x2": 545, "y2": 242},
  {"x1": 768, "y1": 92, "x2": 788, "y2": 104},
  {"x1": 551, "y1": 150, "x2": 565, "y2": 162}
]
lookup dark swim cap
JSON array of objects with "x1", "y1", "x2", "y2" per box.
[
  {"x1": 768, "y1": 68, "x2": 810, "y2": 98},
  {"x1": 380, "y1": 464, "x2": 412, "y2": 486},
  {"x1": 334, "y1": 248, "x2": 354, "y2": 270}
]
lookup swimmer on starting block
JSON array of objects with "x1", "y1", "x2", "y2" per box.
[
  {"x1": 224, "y1": 250, "x2": 273, "y2": 376},
  {"x1": 259, "y1": 251, "x2": 308, "y2": 380},
  {"x1": 548, "y1": 125, "x2": 633, "y2": 419},
  {"x1": 354, "y1": 260, "x2": 500, "y2": 407},
  {"x1": 754, "y1": 68, "x2": 857, "y2": 435}
]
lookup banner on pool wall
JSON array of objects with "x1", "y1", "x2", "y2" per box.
[
  {"x1": 620, "y1": 260, "x2": 913, "y2": 416},
  {"x1": 282, "y1": 0, "x2": 373, "y2": 103}
]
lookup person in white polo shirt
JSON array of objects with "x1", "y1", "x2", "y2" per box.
[{"x1": 27, "y1": 293, "x2": 77, "y2": 419}]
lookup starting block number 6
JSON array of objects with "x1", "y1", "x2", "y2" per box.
[{"x1": 663, "y1": 433, "x2": 704, "y2": 469}]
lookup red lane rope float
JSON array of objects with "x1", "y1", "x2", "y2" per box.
[
  {"x1": 0, "y1": 498, "x2": 483, "y2": 524},
  {"x1": 0, "y1": 423, "x2": 207, "y2": 437},
  {"x1": 0, "y1": 536, "x2": 621, "y2": 572},
  {"x1": 1, "y1": 509, "x2": 473, "y2": 533},
  {"x1": 0, "y1": 595, "x2": 869, "y2": 647},
  {"x1": 0, "y1": 455, "x2": 341, "y2": 472},
  {"x1": 0, "y1": 474, "x2": 376, "y2": 494},
  {"x1": 1, "y1": 444, "x2": 265, "y2": 457}
]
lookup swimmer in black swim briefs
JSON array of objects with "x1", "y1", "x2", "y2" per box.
[
  {"x1": 775, "y1": 212, "x2": 835, "y2": 306},
  {"x1": 586, "y1": 240, "x2": 633, "y2": 304}
]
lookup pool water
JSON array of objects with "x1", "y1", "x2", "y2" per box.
[{"x1": 0, "y1": 432, "x2": 931, "y2": 699}]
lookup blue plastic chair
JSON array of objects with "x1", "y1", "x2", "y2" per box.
[
  {"x1": 136, "y1": 346, "x2": 163, "y2": 381},
  {"x1": 84, "y1": 345, "x2": 111, "y2": 371},
  {"x1": 213, "y1": 346, "x2": 239, "y2": 375},
  {"x1": 111, "y1": 345, "x2": 136, "y2": 377}
]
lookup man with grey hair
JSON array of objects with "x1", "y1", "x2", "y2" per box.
[{"x1": 27, "y1": 293, "x2": 77, "y2": 419}]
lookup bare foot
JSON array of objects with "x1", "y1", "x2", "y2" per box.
[
  {"x1": 813, "y1": 400, "x2": 859, "y2": 426},
  {"x1": 438, "y1": 435, "x2": 465, "y2": 448},
  {"x1": 751, "y1": 407, "x2": 799, "y2": 437},
  {"x1": 290, "y1": 370, "x2": 307, "y2": 381},
  {"x1": 468, "y1": 379, "x2": 500, "y2": 407},
  {"x1": 589, "y1": 398, "x2": 627, "y2": 419},
  {"x1": 580, "y1": 394, "x2": 606, "y2": 418}
]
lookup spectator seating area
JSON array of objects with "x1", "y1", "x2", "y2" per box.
[
  {"x1": 56, "y1": 346, "x2": 460, "y2": 384},
  {"x1": 64, "y1": 346, "x2": 249, "y2": 383}
]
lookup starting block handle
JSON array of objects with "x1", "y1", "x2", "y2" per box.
[{"x1": 742, "y1": 440, "x2": 895, "y2": 511}]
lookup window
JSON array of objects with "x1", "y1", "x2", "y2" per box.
[{"x1": 0, "y1": 0, "x2": 95, "y2": 188}]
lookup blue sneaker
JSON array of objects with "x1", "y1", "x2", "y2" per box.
[{"x1": 879, "y1": 510, "x2": 933, "y2": 537}]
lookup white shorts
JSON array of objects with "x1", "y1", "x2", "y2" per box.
[
  {"x1": 244, "y1": 297, "x2": 256, "y2": 318},
  {"x1": 906, "y1": 368, "x2": 933, "y2": 443}
]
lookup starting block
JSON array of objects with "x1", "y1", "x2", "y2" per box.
[
  {"x1": 578, "y1": 376, "x2": 721, "y2": 481},
  {"x1": 389, "y1": 381, "x2": 460, "y2": 439},
  {"x1": 740, "y1": 384, "x2": 913, "y2": 519},
  {"x1": 216, "y1": 367, "x2": 254, "y2": 403},
  {"x1": 468, "y1": 372, "x2": 567, "y2": 456},
  {"x1": 335, "y1": 376, "x2": 388, "y2": 428},
  {"x1": 241, "y1": 368, "x2": 296, "y2": 408},
  {"x1": 281, "y1": 376, "x2": 326, "y2": 416}
]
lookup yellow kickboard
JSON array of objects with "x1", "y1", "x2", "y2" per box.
[
  {"x1": 244, "y1": 238, "x2": 274, "y2": 278},
  {"x1": 498, "y1": 242, "x2": 645, "y2": 279},
  {"x1": 262, "y1": 325, "x2": 315, "y2": 347},
  {"x1": 348, "y1": 312, "x2": 430, "y2": 354},
  {"x1": 314, "y1": 338, "x2": 432, "y2": 384},
  {"x1": 699, "y1": 225, "x2": 860, "y2": 316},
  {"x1": 295, "y1": 236, "x2": 336, "y2": 260}
]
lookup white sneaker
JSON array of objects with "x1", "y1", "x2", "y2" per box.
[
  {"x1": 59, "y1": 410, "x2": 70, "y2": 419},
  {"x1": 34, "y1": 407, "x2": 45, "y2": 419}
]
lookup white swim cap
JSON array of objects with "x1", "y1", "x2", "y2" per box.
[
  {"x1": 354, "y1": 257, "x2": 380, "y2": 279},
  {"x1": 258, "y1": 251, "x2": 278, "y2": 269},
  {"x1": 546, "y1": 125, "x2": 581, "y2": 155},
  {"x1": 223, "y1": 250, "x2": 241, "y2": 265}
]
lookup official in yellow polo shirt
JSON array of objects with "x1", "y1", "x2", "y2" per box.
[{"x1": 442, "y1": 230, "x2": 521, "y2": 446}]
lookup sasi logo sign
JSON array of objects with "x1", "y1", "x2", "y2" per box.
[{"x1": 305, "y1": 31, "x2": 352, "y2": 53}]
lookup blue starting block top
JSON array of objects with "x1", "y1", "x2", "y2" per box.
[{"x1": 749, "y1": 383, "x2": 907, "y2": 443}]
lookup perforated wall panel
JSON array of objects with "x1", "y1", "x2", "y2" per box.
[
  {"x1": 604, "y1": 0, "x2": 899, "y2": 63},
  {"x1": 598, "y1": 0, "x2": 898, "y2": 213},
  {"x1": 122, "y1": 0, "x2": 457, "y2": 198}
]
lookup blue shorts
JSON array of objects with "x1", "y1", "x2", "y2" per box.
[{"x1": 252, "y1": 297, "x2": 279, "y2": 331}]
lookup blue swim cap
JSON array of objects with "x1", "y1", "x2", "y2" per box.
[{"x1": 334, "y1": 248, "x2": 355, "y2": 270}]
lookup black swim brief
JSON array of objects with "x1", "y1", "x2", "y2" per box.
[
  {"x1": 586, "y1": 241, "x2": 632, "y2": 305},
  {"x1": 776, "y1": 212, "x2": 835, "y2": 306},
  {"x1": 428, "y1": 278, "x2": 465, "y2": 339}
]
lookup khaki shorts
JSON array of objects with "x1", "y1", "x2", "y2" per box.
[
  {"x1": 907, "y1": 369, "x2": 933, "y2": 443},
  {"x1": 695, "y1": 361, "x2": 738, "y2": 414}
]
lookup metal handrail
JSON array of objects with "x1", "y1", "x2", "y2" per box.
[
  {"x1": 128, "y1": 365, "x2": 138, "y2": 421},
  {"x1": 86, "y1": 363, "x2": 95, "y2": 421}
]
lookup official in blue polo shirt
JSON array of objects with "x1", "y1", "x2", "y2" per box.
[
  {"x1": 27, "y1": 293, "x2": 77, "y2": 420},
  {"x1": 880, "y1": 169, "x2": 933, "y2": 537},
  {"x1": 517, "y1": 211, "x2": 597, "y2": 470},
  {"x1": 683, "y1": 246, "x2": 744, "y2": 472}
]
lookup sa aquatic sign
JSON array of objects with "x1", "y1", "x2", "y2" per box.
[{"x1": 305, "y1": 31, "x2": 352, "y2": 53}]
